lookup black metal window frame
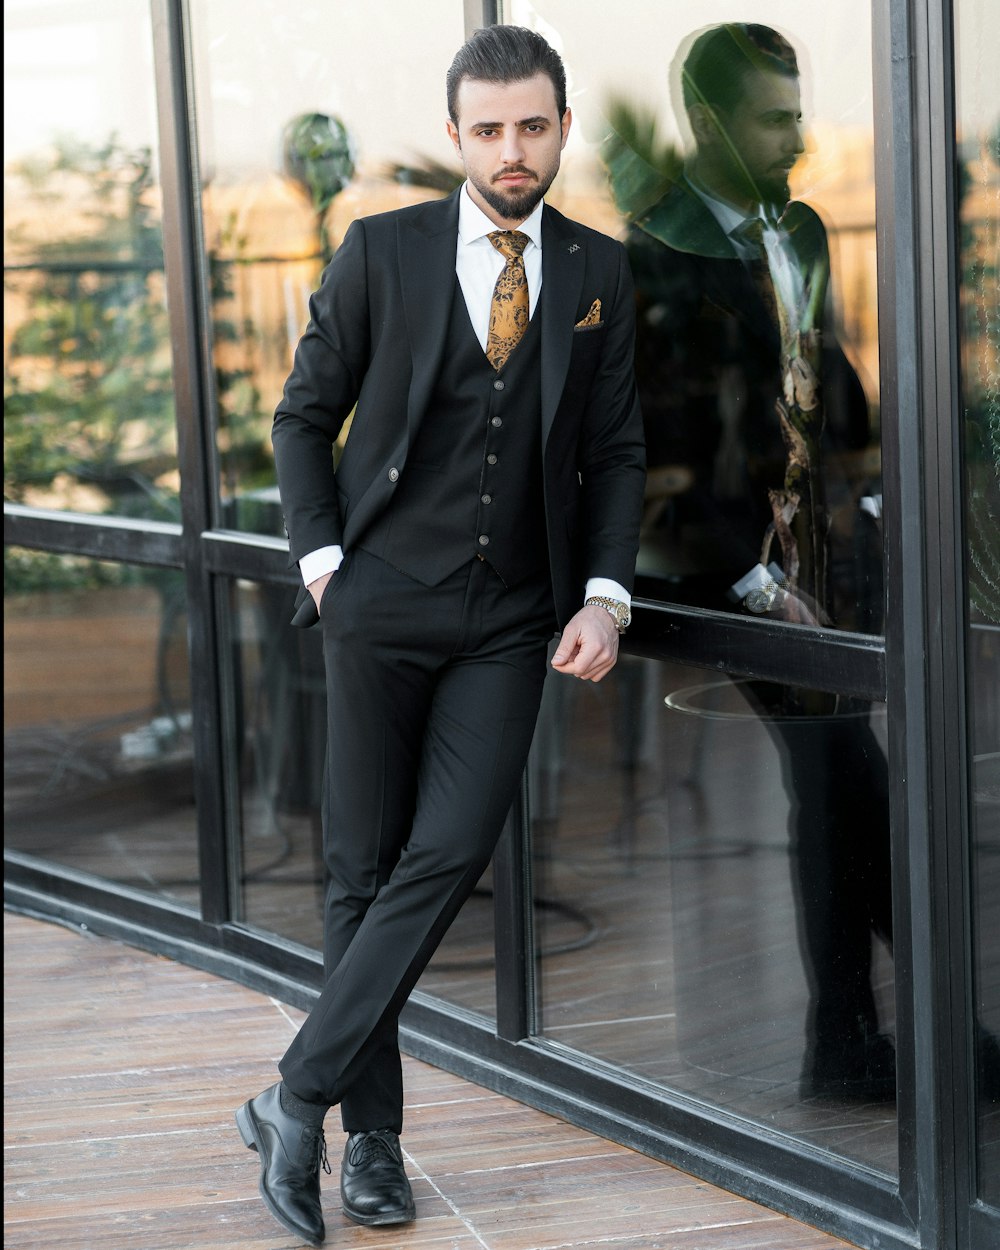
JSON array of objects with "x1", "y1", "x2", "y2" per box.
[{"x1": 4, "y1": 0, "x2": 990, "y2": 1246}]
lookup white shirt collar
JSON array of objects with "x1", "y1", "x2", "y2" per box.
[
  {"x1": 458, "y1": 181, "x2": 544, "y2": 250},
  {"x1": 683, "y1": 173, "x2": 759, "y2": 241}
]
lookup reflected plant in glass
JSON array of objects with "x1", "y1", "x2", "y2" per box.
[
  {"x1": 4, "y1": 136, "x2": 176, "y2": 520},
  {"x1": 282, "y1": 112, "x2": 356, "y2": 265},
  {"x1": 959, "y1": 122, "x2": 1000, "y2": 625},
  {"x1": 600, "y1": 95, "x2": 682, "y2": 222},
  {"x1": 207, "y1": 209, "x2": 275, "y2": 521}
]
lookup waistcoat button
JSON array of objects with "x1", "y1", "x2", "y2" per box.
[
  {"x1": 388, "y1": 467, "x2": 399, "y2": 482},
  {"x1": 491, "y1": 416, "x2": 502, "y2": 427},
  {"x1": 481, "y1": 494, "x2": 492, "y2": 504},
  {"x1": 478, "y1": 534, "x2": 490, "y2": 546},
  {"x1": 487, "y1": 454, "x2": 498, "y2": 465}
]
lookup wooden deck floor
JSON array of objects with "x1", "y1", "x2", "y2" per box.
[{"x1": 3, "y1": 911, "x2": 856, "y2": 1250}]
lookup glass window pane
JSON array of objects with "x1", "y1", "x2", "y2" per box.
[
  {"x1": 531, "y1": 655, "x2": 896, "y2": 1174},
  {"x1": 228, "y1": 577, "x2": 495, "y2": 1019},
  {"x1": 4, "y1": 551, "x2": 197, "y2": 908},
  {"x1": 189, "y1": 1, "x2": 466, "y2": 535},
  {"x1": 955, "y1": 0, "x2": 1000, "y2": 1204},
  {"x1": 3, "y1": 1, "x2": 176, "y2": 524},
  {"x1": 229, "y1": 578, "x2": 326, "y2": 950},
  {"x1": 508, "y1": 1, "x2": 883, "y2": 634},
  {"x1": 416, "y1": 864, "x2": 497, "y2": 1020}
]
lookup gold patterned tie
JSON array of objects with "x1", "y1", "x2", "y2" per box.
[
  {"x1": 486, "y1": 230, "x2": 530, "y2": 371},
  {"x1": 734, "y1": 216, "x2": 780, "y2": 328}
]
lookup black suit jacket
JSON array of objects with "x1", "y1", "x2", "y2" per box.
[{"x1": 272, "y1": 189, "x2": 646, "y2": 628}]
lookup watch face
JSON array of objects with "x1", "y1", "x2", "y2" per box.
[
  {"x1": 745, "y1": 586, "x2": 773, "y2": 614},
  {"x1": 587, "y1": 597, "x2": 629, "y2": 630}
]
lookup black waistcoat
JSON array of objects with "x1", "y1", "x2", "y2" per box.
[{"x1": 359, "y1": 279, "x2": 548, "y2": 588}]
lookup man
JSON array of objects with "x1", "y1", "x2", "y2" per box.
[
  {"x1": 235, "y1": 25, "x2": 645, "y2": 1246},
  {"x1": 624, "y1": 25, "x2": 893, "y2": 1103}
]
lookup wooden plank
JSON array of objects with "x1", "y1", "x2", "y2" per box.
[{"x1": 3, "y1": 912, "x2": 857, "y2": 1249}]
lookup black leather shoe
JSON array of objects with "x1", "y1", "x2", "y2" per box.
[
  {"x1": 340, "y1": 1129, "x2": 416, "y2": 1226},
  {"x1": 236, "y1": 1083, "x2": 330, "y2": 1246},
  {"x1": 800, "y1": 1029, "x2": 897, "y2": 1102}
]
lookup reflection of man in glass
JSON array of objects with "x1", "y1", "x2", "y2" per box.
[
  {"x1": 628, "y1": 24, "x2": 878, "y2": 634},
  {"x1": 626, "y1": 24, "x2": 893, "y2": 1100}
]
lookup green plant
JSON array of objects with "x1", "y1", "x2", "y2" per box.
[
  {"x1": 207, "y1": 209, "x2": 273, "y2": 514},
  {"x1": 4, "y1": 135, "x2": 176, "y2": 523},
  {"x1": 282, "y1": 113, "x2": 355, "y2": 264},
  {"x1": 599, "y1": 95, "x2": 683, "y2": 222},
  {"x1": 958, "y1": 125, "x2": 1000, "y2": 624},
  {"x1": 383, "y1": 155, "x2": 464, "y2": 195}
]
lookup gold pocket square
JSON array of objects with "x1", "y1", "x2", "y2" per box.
[{"x1": 574, "y1": 299, "x2": 602, "y2": 329}]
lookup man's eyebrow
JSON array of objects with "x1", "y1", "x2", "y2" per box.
[{"x1": 470, "y1": 115, "x2": 551, "y2": 128}]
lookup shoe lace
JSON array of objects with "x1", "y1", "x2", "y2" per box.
[
  {"x1": 305, "y1": 1127, "x2": 332, "y2": 1176},
  {"x1": 348, "y1": 1130, "x2": 400, "y2": 1168}
]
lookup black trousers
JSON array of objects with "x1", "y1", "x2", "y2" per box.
[
  {"x1": 279, "y1": 550, "x2": 555, "y2": 1130},
  {"x1": 742, "y1": 682, "x2": 893, "y2": 1074}
]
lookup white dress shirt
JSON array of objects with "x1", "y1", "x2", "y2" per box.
[
  {"x1": 684, "y1": 176, "x2": 810, "y2": 605},
  {"x1": 456, "y1": 183, "x2": 544, "y2": 345},
  {"x1": 299, "y1": 182, "x2": 630, "y2": 611}
]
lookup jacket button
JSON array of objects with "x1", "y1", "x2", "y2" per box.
[
  {"x1": 491, "y1": 416, "x2": 502, "y2": 427},
  {"x1": 388, "y1": 467, "x2": 399, "y2": 482},
  {"x1": 493, "y1": 379, "x2": 505, "y2": 391},
  {"x1": 481, "y1": 494, "x2": 492, "y2": 505},
  {"x1": 487, "y1": 454, "x2": 498, "y2": 465}
]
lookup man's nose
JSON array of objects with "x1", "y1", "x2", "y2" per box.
[
  {"x1": 500, "y1": 130, "x2": 525, "y2": 164},
  {"x1": 790, "y1": 121, "x2": 806, "y2": 154}
]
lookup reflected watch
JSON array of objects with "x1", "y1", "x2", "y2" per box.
[{"x1": 585, "y1": 595, "x2": 631, "y2": 634}]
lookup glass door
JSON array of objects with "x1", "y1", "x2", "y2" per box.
[
  {"x1": 955, "y1": 0, "x2": 1000, "y2": 1244},
  {"x1": 502, "y1": 0, "x2": 898, "y2": 1179}
]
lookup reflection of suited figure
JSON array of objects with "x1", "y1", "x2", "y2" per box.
[
  {"x1": 235, "y1": 26, "x2": 645, "y2": 1246},
  {"x1": 745, "y1": 685, "x2": 894, "y2": 1097},
  {"x1": 627, "y1": 23, "x2": 893, "y2": 1098},
  {"x1": 629, "y1": 184, "x2": 872, "y2": 626}
]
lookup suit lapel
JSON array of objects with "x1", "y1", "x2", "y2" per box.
[
  {"x1": 398, "y1": 191, "x2": 461, "y2": 444},
  {"x1": 540, "y1": 206, "x2": 585, "y2": 447},
  {"x1": 640, "y1": 181, "x2": 779, "y2": 352}
]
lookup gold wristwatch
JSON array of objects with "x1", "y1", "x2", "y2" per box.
[{"x1": 585, "y1": 595, "x2": 631, "y2": 634}]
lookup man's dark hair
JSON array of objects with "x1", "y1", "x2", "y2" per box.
[
  {"x1": 446, "y1": 25, "x2": 567, "y2": 124},
  {"x1": 681, "y1": 23, "x2": 798, "y2": 116}
]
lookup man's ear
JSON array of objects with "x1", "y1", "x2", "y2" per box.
[
  {"x1": 445, "y1": 118, "x2": 461, "y2": 156},
  {"x1": 689, "y1": 102, "x2": 723, "y2": 148},
  {"x1": 560, "y1": 106, "x2": 573, "y2": 150}
]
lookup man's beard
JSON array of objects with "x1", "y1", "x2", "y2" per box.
[
  {"x1": 722, "y1": 152, "x2": 792, "y2": 212},
  {"x1": 757, "y1": 171, "x2": 791, "y2": 210},
  {"x1": 471, "y1": 165, "x2": 555, "y2": 222}
]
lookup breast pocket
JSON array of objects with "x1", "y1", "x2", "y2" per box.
[{"x1": 566, "y1": 325, "x2": 606, "y2": 391}]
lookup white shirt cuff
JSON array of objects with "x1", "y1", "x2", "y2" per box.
[
  {"x1": 584, "y1": 577, "x2": 631, "y2": 609},
  {"x1": 299, "y1": 545, "x2": 344, "y2": 586}
]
